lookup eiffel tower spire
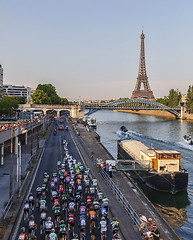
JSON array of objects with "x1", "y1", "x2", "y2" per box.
[{"x1": 131, "y1": 31, "x2": 155, "y2": 100}]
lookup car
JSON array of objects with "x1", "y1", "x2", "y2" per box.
[{"x1": 58, "y1": 125, "x2": 64, "y2": 130}]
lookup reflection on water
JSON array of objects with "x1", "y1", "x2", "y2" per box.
[
  {"x1": 155, "y1": 204, "x2": 187, "y2": 228},
  {"x1": 91, "y1": 110, "x2": 193, "y2": 240}
]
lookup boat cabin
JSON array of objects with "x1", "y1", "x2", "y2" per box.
[{"x1": 140, "y1": 149, "x2": 181, "y2": 173}]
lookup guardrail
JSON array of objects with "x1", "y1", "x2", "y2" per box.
[
  {"x1": 99, "y1": 168, "x2": 141, "y2": 228},
  {"x1": 2, "y1": 195, "x2": 14, "y2": 221},
  {"x1": 70, "y1": 122, "x2": 141, "y2": 229}
]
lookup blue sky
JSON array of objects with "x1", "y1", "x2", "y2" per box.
[{"x1": 1, "y1": 0, "x2": 193, "y2": 100}]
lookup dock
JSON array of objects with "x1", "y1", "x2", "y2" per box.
[{"x1": 71, "y1": 122, "x2": 182, "y2": 240}]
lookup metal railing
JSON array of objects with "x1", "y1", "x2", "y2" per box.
[{"x1": 100, "y1": 167, "x2": 141, "y2": 228}]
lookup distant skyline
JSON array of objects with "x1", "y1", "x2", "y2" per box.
[{"x1": 1, "y1": 0, "x2": 193, "y2": 100}]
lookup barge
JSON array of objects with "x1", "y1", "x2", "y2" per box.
[{"x1": 118, "y1": 140, "x2": 188, "y2": 194}]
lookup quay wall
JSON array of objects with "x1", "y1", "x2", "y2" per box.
[{"x1": 116, "y1": 109, "x2": 176, "y2": 118}]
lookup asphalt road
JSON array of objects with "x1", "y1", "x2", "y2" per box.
[{"x1": 15, "y1": 117, "x2": 114, "y2": 240}]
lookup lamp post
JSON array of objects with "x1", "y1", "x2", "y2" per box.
[
  {"x1": 31, "y1": 120, "x2": 33, "y2": 156},
  {"x1": 9, "y1": 125, "x2": 14, "y2": 198},
  {"x1": 17, "y1": 141, "x2": 22, "y2": 190}
]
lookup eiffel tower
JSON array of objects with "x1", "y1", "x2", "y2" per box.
[{"x1": 131, "y1": 31, "x2": 155, "y2": 100}]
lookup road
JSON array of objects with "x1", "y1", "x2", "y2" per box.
[{"x1": 14, "y1": 117, "x2": 115, "y2": 240}]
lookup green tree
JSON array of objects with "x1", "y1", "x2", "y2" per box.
[
  {"x1": 31, "y1": 89, "x2": 51, "y2": 104},
  {"x1": 37, "y1": 84, "x2": 61, "y2": 104},
  {"x1": 0, "y1": 96, "x2": 19, "y2": 116},
  {"x1": 15, "y1": 96, "x2": 27, "y2": 104},
  {"x1": 168, "y1": 89, "x2": 181, "y2": 107},
  {"x1": 186, "y1": 85, "x2": 193, "y2": 112},
  {"x1": 61, "y1": 98, "x2": 69, "y2": 105},
  {"x1": 156, "y1": 96, "x2": 169, "y2": 106}
]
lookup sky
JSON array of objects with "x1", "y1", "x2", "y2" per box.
[{"x1": 1, "y1": 0, "x2": 193, "y2": 100}]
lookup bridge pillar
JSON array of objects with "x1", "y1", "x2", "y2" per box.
[
  {"x1": 25, "y1": 132, "x2": 28, "y2": 144},
  {"x1": 180, "y1": 106, "x2": 188, "y2": 120},
  {"x1": 0, "y1": 143, "x2": 4, "y2": 165},
  {"x1": 70, "y1": 105, "x2": 85, "y2": 119},
  {"x1": 14, "y1": 136, "x2": 18, "y2": 155},
  {"x1": 57, "y1": 111, "x2": 60, "y2": 118}
]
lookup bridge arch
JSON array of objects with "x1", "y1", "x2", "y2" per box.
[{"x1": 85, "y1": 99, "x2": 180, "y2": 118}]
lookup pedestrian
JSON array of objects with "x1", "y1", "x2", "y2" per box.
[
  {"x1": 105, "y1": 163, "x2": 109, "y2": 172},
  {"x1": 109, "y1": 164, "x2": 112, "y2": 178},
  {"x1": 150, "y1": 225, "x2": 160, "y2": 240},
  {"x1": 139, "y1": 213, "x2": 147, "y2": 234}
]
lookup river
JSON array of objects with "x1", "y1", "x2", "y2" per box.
[{"x1": 90, "y1": 110, "x2": 193, "y2": 240}]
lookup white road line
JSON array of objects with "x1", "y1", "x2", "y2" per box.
[{"x1": 11, "y1": 146, "x2": 45, "y2": 239}]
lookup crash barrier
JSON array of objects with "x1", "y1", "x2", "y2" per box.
[{"x1": 100, "y1": 168, "x2": 141, "y2": 228}]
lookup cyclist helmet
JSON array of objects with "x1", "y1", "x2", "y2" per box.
[
  {"x1": 113, "y1": 217, "x2": 117, "y2": 220},
  {"x1": 21, "y1": 227, "x2": 25, "y2": 232},
  {"x1": 73, "y1": 233, "x2": 78, "y2": 238},
  {"x1": 25, "y1": 199, "x2": 29, "y2": 203},
  {"x1": 60, "y1": 220, "x2": 64, "y2": 224},
  {"x1": 81, "y1": 202, "x2": 84, "y2": 206},
  {"x1": 30, "y1": 215, "x2": 34, "y2": 219},
  {"x1": 48, "y1": 217, "x2": 51, "y2": 221},
  {"x1": 51, "y1": 228, "x2": 55, "y2": 233}
]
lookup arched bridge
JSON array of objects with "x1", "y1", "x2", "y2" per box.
[{"x1": 85, "y1": 99, "x2": 181, "y2": 118}]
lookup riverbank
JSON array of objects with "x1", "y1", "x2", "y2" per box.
[
  {"x1": 116, "y1": 109, "x2": 176, "y2": 118},
  {"x1": 73, "y1": 122, "x2": 181, "y2": 240}
]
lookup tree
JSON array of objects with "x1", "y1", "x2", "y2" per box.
[
  {"x1": 186, "y1": 85, "x2": 193, "y2": 112},
  {"x1": 168, "y1": 89, "x2": 181, "y2": 107},
  {"x1": 61, "y1": 98, "x2": 69, "y2": 105},
  {"x1": 0, "y1": 96, "x2": 19, "y2": 116},
  {"x1": 31, "y1": 89, "x2": 51, "y2": 104},
  {"x1": 156, "y1": 89, "x2": 181, "y2": 107},
  {"x1": 37, "y1": 84, "x2": 61, "y2": 105}
]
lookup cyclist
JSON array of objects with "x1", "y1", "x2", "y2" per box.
[
  {"x1": 111, "y1": 217, "x2": 119, "y2": 238},
  {"x1": 61, "y1": 192, "x2": 67, "y2": 210},
  {"x1": 59, "y1": 184, "x2": 64, "y2": 197},
  {"x1": 86, "y1": 195, "x2": 92, "y2": 209},
  {"x1": 28, "y1": 215, "x2": 37, "y2": 239},
  {"x1": 36, "y1": 185, "x2": 42, "y2": 207},
  {"x1": 53, "y1": 203, "x2": 61, "y2": 228},
  {"x1": 90, "y1": 186, "x2": 95, "y2": 199},
  {"x1": 59, "y1": 220, "x2": 67, "y2": 240},
  {"x1": 99, "y1": 217, "x2": 107, "y2": 240},
  {"x1": 79, "y1": 216, "x2": 86, "y2": 240},
  {"x1": 93, "y1": 199, "x2": 100, "y2": 217},
  {"x1": 39, "y1": 196, "x2": 47, "y2": 212},
  {"x1": 102, "y1": 197, "x2": 109, "y2": 212},
  {"x1": 98, "y1": 191, "x2": 103, "y2": 203},
  {"x1": 48, "y1": 228, "x2": 58, "y2": 240},
  {"x1": 45, "y1": 217, "x2": 54, "y2": 239},
  {"x1": 68, "y1": 211, "x2": 75, "y2": 234},
  {"x1": 79, "y1": 203, "x2": 86, "y2": 217},
  {"x1": 100, "y1": 206, "x2": 108, "y2": 220},
  {"x1": 72, "y1": 233, "x2": 79, "y2": 240},
  {"x1": 69, "y1": 200, "x2": 76, "y2": 213},
  {"x1": 112, "y1": 232, "x2": 121, "y2": 240},
  {"x1": 18, "y1": 227, "x2": 28, "y2": 240},
  {"x1": 40, "y1": 210, "x2": 47, "y2": 234},
  {"x1": 24, "y1": 199, "x2": 30, "y2": 221},
  {"x1": 28, "y1": 193, "x2": 35, "y2": 211},
  {"x1": 75, "y1": 191, "x2": 81, "y2": 209},
  {"x1": 88, "y1": 205, "x2": 96, "y2": 233}
]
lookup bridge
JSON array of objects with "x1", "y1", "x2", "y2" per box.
[
  {"x1": 18, "y1": 104, "x2": 85, "y2": 119},
  {"x1": 85, "y1": 98, "x2": 181, "y2": 118}
]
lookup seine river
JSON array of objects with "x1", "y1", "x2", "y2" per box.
[{"x1": 90, "y1": 110, "x2": 193, "y2": 240}]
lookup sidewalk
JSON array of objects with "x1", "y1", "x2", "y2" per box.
[
  {"x1": 74, "y1": 123, "x2": 181, "y2": 240},
  {"x1": 0, "y1": 139, "x2": 45, "y2": 219}
]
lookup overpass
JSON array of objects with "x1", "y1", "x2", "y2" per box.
[
  {"x1": 18, "y1": 104, "x2": 85, "y2": 119},
  {"x1": 85, "y1": 98, "x2": 182, "y2": 118}
]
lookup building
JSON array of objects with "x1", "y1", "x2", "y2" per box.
[
  {"x1": 131, "y1": 31, "x2": 155, "y2": 100},
  {"x1": 3, "y1": 84, "x2": 34, "y2": 102},
  {"x1": 0, "y1": 65, "x2": 3, "y2": 98}
]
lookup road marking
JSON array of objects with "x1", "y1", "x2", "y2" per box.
[{"x1": 11, "y1": 145, "x2": 45, "y2": 239}]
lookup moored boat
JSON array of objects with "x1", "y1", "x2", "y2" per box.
[{"x1": 117, "y1": 140, "x2": 188, "y2": 194}]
